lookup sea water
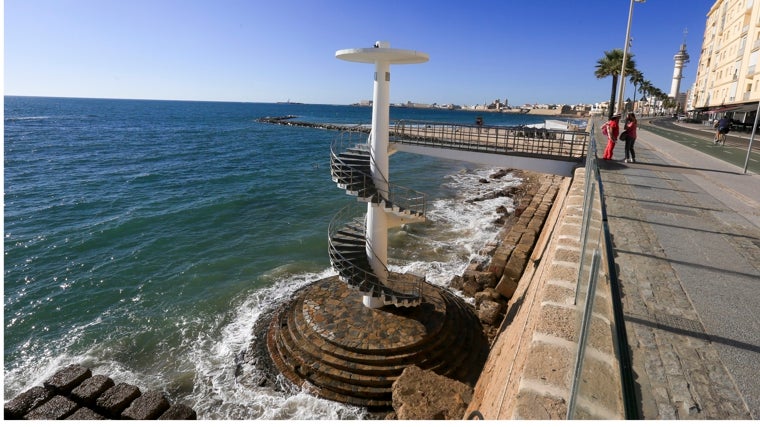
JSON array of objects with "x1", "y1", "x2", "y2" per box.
[{"x1": 4, "y1": 96, "x2": 548, "y2": 419}]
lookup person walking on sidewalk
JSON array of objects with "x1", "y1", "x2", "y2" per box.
[
  {"x1": 601, "y1": 113, "x2": 621, "y2": 160},
  {"x1": 622, "y1": 112, "x2": 638, "y2": 163}
]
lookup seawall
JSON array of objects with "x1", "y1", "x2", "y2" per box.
[{"x1": 466, "y1": 166, "x2": 625, "y2": 419}]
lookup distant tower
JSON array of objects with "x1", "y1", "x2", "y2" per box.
[{"x1": 670, "y1": 29, "x2": 690, "y2": 99}]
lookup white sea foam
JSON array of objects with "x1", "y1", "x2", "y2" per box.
[
  {"x1": 180, "y1": 268, "x2": 367, "y2": 420},
  {"x1": 392, "y1": 167, "x2": 520, "y2": 284}
]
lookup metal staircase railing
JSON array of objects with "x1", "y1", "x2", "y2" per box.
[
  {"x1": 327, "y1": 203, "x2": 423, "y2": 307},
  {"x1": 328, "y1": 128, "x2": 426, "y2": 307},
  {"x1": 331, "y1": 130, "x2": 426, "y2": 217}
]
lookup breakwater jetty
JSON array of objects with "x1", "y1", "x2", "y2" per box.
[
  {"x1": 256, "y1": 115, "x2": 368, "y2": 132},
  {"x1": 4, "y1": 364, "x2": 196, "y2": 420}
]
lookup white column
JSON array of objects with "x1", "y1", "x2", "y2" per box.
[{"x1": 364, "y1": 59, "x2": 390, "y2": 308}]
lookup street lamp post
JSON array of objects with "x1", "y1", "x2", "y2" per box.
[{"x1": 616, "y1": 0, "x2": 645, "y2": 116}]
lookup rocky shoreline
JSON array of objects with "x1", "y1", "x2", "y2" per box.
[{"x1": 451, "y1": 169, "x2": 556, "y2": 343}]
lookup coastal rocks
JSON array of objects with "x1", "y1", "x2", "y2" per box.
[
  {"x1": 391, "y1": 366, "x2": 473, "y2": 420},
  {"x1": 477, "y1": 300, "x2": 505, "y2": 325},
  {"x1": 450, "y1": 171, "x2": 561, "y2": 344},
  {"x1": 4, "y1": 364, "x2": 196, "y2": 420},
  {"x1": 256, "y1": 115, "x2": 366, "y2": 132}
]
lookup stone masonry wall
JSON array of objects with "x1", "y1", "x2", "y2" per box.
[
  {"x1": 451, "y1": 171, "x2": 566, "y2": 343},
  {"x1": 4, "y1": 364, "x2": 196, "y2": 420},
  {"x1": 465, "y1": 167, "x2": 625, "y2": 420}
]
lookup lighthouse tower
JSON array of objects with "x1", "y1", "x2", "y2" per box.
[{"x1": 670, "y1": 30, "x2": 690, "y2": 99}]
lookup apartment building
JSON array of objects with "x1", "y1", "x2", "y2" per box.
[{"x1": 691, "y1": 0, "x2": 760, "y2": 122}]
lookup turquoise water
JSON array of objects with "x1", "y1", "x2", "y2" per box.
[{"x1": 4, "y1": 96, "x2": 547, "y2": 418}]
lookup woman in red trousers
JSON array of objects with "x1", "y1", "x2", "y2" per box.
[{"x1": 601, "y1": 113, "x2": 621, "y2": 160}]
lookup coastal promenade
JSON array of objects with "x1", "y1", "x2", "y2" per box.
[{"x1": 596, "y1": 118, "x2": 760, "y2": 419}]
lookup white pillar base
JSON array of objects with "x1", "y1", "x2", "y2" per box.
[{"x1": 362, "y1": 295, "x2": 385, "y2": 309}]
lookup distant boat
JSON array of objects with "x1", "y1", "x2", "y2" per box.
[{"x1": 276, "y1": 99, "x2": 304, "y2": 105}]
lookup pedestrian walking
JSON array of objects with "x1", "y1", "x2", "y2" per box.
[
  {"x1": 623, "y1": 112, "x2": 638, "y2": 163},
  {"x1": 601, "y1": 113, "x2": 621, "y2": 160}
]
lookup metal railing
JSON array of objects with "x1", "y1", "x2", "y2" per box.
[
  {"x1": 327, "y1": 203, "x2": 423, "y2": 306},
  {"x1": 331, "y1": 129, "x2": 427, "y2": 216},
  {"x1": 567, "y1": 121, "x2": 638, "y2": 419},
  {"x1": 391, "y1": 120, "x2": 589, "y2": 162}
]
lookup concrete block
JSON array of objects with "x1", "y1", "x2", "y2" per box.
[
  {"x1": 513, "y1": 388, "x2": 567, "y2": 420},
  {"x1": 572, "y1": 356, "x2": 623, "y2": 417},
  {"x1": 4, "y1": 386, "x2": 53, "y2": 419},
  {"x1": 522, "y1": 340, "x2": 573, "y2": 388},
  {"x1": 44, "y1": 364, "x2": 92, "y2": 394},
  {"x1": 24, "y1": 395, "x2": 79, "y2": 420},
  {"x1": 66, "y1": 407, "x2": 108, "y2": 420},
  {"x1": 553, "y1": 246, "x2": 581, "y2": 264},
  {"x1": 71, "y1": 374, "x2": 115, "y2": 405},
  {"x1": 158, "y1": 404, "x2": 197, "y2": 420},
  {"x1": 548, "y1": 261, "x2": 579, "y2": 283},
  {"x1": 495, "y1": 275, "x2": 519, "y2": 299},
  {"x1": 487, "y1": 252, "x2": 510, "y2": 277},
  {"x1": 122, "y1": 390, "x2": 171, "y2": 420},
  {"x1": 535, "y1": 304, "x2": 578, "y2": 343},
  {"x1": 96, "y1": 382, "x2": 141, "y2": 417},
  {"x1": 542, "y1": 283, "x2": 575, "y2": 306}
]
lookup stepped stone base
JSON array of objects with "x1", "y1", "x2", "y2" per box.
[{"x1": 265, "y1": 276, "x2": 489, "y2": 411}]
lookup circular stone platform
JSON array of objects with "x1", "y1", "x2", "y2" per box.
[{"x1": 266, "y1": 276, "x2": 489, "y2": 410}]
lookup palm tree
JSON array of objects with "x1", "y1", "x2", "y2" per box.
[
  {"x1": 638, "y1": 79, "x2": 654, "y2": 116},
  {"x1": 595, "y1": 49, "x2": 637, "y2": 119},
  {"x1": 629, "y1": 69, "x2": 644, "y2": 111}
]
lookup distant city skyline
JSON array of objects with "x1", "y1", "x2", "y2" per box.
[{"x1": 5, "y1": 0, "x2": 715, "y2": 106}]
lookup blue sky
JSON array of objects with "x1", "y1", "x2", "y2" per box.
[{"x1": 5, "y1": 0, "x2": 715, "y2": 106}]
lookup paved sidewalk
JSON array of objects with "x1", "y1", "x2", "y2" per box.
[{"x1": 594, "y1": 120, "x2": 760, "y2": 419}]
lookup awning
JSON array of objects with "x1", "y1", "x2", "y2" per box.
[
  {"x1": 731, "y1": 103, "x2": 759, "y2": 113},
  {"x1": 705, "y1": 106, "x2": 739, "y2": 114}
]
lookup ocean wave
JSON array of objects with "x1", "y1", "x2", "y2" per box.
[{"x1": 4, "y1": 116, "x2": 50, "y2": 122}]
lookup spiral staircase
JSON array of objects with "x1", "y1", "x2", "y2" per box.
[{"x1": 328, "y1": 130, "x2": 426, "y2": 308}]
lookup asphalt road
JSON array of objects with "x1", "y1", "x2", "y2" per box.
[{"x1": 641, "y1": 117, "x2": 760, "y2": 174}]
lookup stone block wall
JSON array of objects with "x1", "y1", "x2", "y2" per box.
[
  {"x1": 4, "y1": 364, "x2": 196, "y2": 420},
  {"x1": 453, "y1": 172, "x2": 567, "y2": 343},
  {"x1": 466, "y1": 167, "x2": 625, "y2": 420}
]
